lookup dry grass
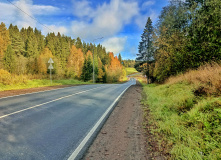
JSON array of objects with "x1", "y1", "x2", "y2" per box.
[
  {"x1": 0, "y1": 69, "x2": 28, "y2": 85},
  {"x1": 166, "y1": 62, "x2": 221, "y2": 95}
]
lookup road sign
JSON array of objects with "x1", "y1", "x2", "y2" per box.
[
  {"x1": 48, "y1": 58, "x2": 54, "y2": 63},
  {"x1": 48, "y1": 63, "x2": 54, "y2": 69},
  {"x1": 48, "y1": 58, "x2": 54, "y2": 84}
]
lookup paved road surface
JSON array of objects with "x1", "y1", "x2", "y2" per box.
[{"x1": 0, "y1": 80, "x2": 136, "y2": 160}]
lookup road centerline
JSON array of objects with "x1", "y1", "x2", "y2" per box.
[{"x1": 0, "y1": 86, "x2": 105, "y2": 120}]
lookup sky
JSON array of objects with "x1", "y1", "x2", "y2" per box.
[{"x1": 0, "y1": 0, "x2": 169, "y2": 59}]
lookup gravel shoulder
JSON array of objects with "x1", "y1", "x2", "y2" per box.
[{"x1": 82, "y1": 82, "x2": 149, "y2": 160}]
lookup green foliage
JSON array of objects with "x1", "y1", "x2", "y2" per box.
[
  {"x1": 186, "y1": 0, "x2": 221, "y2": 68},
  {"x1": 0, "y1": 22, "x2": 10, "y2": 69},
  {"x1": 3, "y1": 45, "x2": 15, "y2": 73},
  {"x1": 136, "y1": 17, "x2": 154, "y2": 62},
  {"x1": 136, "y1": 0, "x2": 221, "y2": 82},
  {"x1": 143, "y1": 82, "x2": 221, "y2": 159},
  {"x1": 118, "y1": 53, "x2": 122, "y2": 64},
  {"x1": 122, "y1": 59, "x2": 135, "y2": 68},
  {"x1": 81, "y1": 56, "x2": 93, "y2": 82}
]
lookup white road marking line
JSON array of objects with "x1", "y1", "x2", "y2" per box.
[
  {"x1": 0, "y1": 86, "x2": 104, "y2": 119},
  {"x1": 68, "y1": 84, "x2": 132, "y2": 160}
]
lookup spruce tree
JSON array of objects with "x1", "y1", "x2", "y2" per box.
[
  {"x1": 136, "y1": 17, "x2": 154, "y2": 62},
  {"x1": 4, "y1": 45, "x2": 15, "y2": 73},
  {"x1": 81, "y1": 56, "x2": 93, "y2": 81},
  {"x1": 118, "y1": 53, "x2": 122, "y2": 64},
  {"x1": 9, "y1": 24, "x2": 25, "y2": 56},
  {"x1": 136, "y1": 17, "x2": 154, "y2": 83}
]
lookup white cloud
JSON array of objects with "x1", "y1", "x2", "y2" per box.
[
  {"x1": 102, "y1": 37, "x2": 127, "y2": 55},
  {"x1": 14, "y1": 0, "x2": 36, "y2": 28},
  {"x1": 72, "y1": 0, "x2": 94, "y2": 18},
  {"x1": 71, "y1": 0, "x2": 139, "y2": 40},
  {"x1": 42, "y1": 25, "x2": 67, "y2": 35},
  {"x1": 0, "y1": 0, "x2": 59, "y2": 29},
  {"x1": 31, "y1": 4, "x2": 59, "y2": 15},
  {"x1": 142, "y1": 0, "x2": 155, "y2": 9}
]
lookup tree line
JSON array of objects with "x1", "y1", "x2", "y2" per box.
[
  {"x1": 0, "y1": 23, "x2": 125, "y2": 83},
  {"x1": 136, "y1": 0, "x2": 221, "y2": 83}
]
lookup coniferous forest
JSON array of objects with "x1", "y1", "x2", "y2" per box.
[{"x1": 0, "y1": 23, "x2": 126, "y2": 84}]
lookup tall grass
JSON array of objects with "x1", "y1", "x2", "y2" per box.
[
  {"x1": 166, "y1": 62, "x2": 221, "y2": 95},
  {"x1": 142, "y1": 63, "x2": 221, "y2": 159}
]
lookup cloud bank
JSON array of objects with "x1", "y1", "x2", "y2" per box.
[
  {"x1": 71, "y1": 0, "x2": 139, "y2": 40},
  {"x1": 0, "y1": 0, "x2": 59, "y2": 29}
]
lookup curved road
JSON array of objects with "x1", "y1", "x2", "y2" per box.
[{"x1": 0, "y1": 79, "x2": 136, "y2": 160}]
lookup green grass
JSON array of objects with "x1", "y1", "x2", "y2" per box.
[
  {"x1": 142, "y1": 82, "x2": 221, "y2": 160},
  {"x1": 0, "y1": 79, "x2": 92, "y2": 91},
  {"x1": 125, "y1": 67, "x2": 138, "y2": 75}
]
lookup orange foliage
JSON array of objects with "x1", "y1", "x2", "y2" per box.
[
  {"x1": 108, "y1": 52, "x2": 122, "y2": 71},
  {"x1": 97, "y1": 57, "x2": 104, "y2": 81},
  {"x1": 86, "y1": 50, "x2": 93, "y2": 60},
  {"x1": 106, "y1": 52, "x2": 125, "y2": 82},
  {"x1": 37, "y1": 47, "x2": 53, "y2": 74},
  {"x1": 67, "y1": 45, "x2": 84, "y2": 78}
]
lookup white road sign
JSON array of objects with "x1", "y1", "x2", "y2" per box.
[
  {"x1": 48, "y1": 63, "x2": 54, "y2": 69},
  {"x1": 48, "y1": 58, "x2": 54, "y2": 63}
]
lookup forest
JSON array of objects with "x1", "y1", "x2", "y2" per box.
[
  {"x1": 0, "y1": 23, "x2": 126, "y2": 84},
  {"x1": 136, "y1": 0, "x2": 221, "y2": 83}
]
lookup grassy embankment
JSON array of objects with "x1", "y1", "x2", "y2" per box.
[
  {"x1": 0, "y1": 69, "x2": 91, "y2": 91},
  {"x1": 142, "y1": 63, "x2": 221, "y2": 159}
]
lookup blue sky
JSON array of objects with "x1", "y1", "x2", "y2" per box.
[{"x1": 0, "y1": 0, "x2": 169, "y2": 59}]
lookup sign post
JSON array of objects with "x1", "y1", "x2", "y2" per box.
[{"x1": 48, "y1": 58, "x2": 54, "y2": 84}]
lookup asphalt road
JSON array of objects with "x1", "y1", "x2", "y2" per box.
[{"x1": 0, "y1": 79, "x2": 136, "y2": 160}]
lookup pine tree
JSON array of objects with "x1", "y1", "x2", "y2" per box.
[
  {"x1": 0, "y1": 22, "x2": 10, "y2": 69},
  {"x1": 3, "y1": 45, "x2": 15, "y2": 73}
]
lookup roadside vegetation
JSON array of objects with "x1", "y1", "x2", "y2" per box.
[
  {"x1": 135, "y1": 1, "x2": 221, "y2": 159},
  {"x1": 0, "y1": 22, "x2": 126, "y2": 89},
  {"x1": 0, "y1": 69, "x2": 91, "y2": 91},
  {"x1": 142, "y1": 63, "x2": 221, "y2": 159}
]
